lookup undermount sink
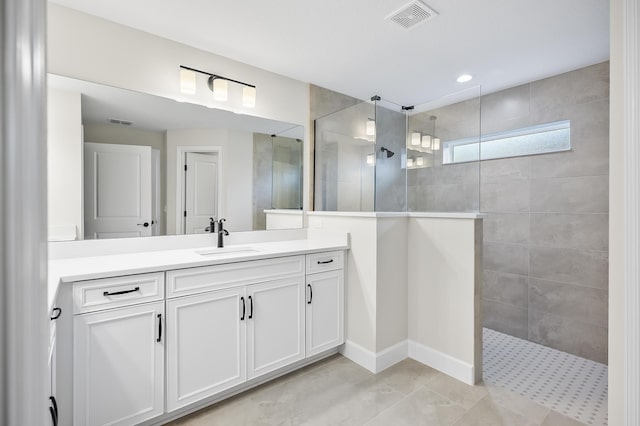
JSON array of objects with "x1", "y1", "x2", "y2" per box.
[{"x1": 195, "y1": 246, "x2": 259, "y2": 257}]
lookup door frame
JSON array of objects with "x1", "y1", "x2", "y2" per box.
[{"x1": 175, "y1": 146, "x2": 223, "y2": 235}]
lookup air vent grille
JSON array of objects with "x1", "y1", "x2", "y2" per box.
[
  {"x1": 386, "y1": 0, "x2": 438, "y2": 30},
  {"x1": 108, "y1": 118, "x2": 133, "y2": 126}
]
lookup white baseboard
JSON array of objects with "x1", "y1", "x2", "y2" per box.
[
  {"x1": 408, "y1": 340, "x2": 475, "y2": 385},
  {"x1": 339, "y1": 339, "x2": 408, "y2": 373}
]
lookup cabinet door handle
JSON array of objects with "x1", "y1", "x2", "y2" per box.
[
  {"x1": 240, "y1": 297, "x2": 246, "y2": 320},
  {"x1": 248, "y1": 296, "x2": 253, "y2": 319},
  {"x1": 103, "y1": 286, "x2": 140, "y2": 297},
  {"x1": 156, "y1": 314, "x2": 162, "y2": 343},
  {"x1": 307, "y1": 284, "x2": 313, "y2": 304},
  {"x1": 49, "y1": 405, "x2": 57, "y2": 426},
  {"x1": 317, "y1": 259, "x2": 334, "y2": 265},
  {"x1": 50, "y1": 307, "x2": 62, "y2": 321},
  {"x1": 49, "y1": 396, "x2": 58, "y2": 419}
]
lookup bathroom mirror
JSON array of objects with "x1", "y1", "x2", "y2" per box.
[{"x1": 47, "y1": 74, "x2": 304, "y2": 241}]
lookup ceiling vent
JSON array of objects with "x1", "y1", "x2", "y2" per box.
[
  {"x1": 386, "y1": 0, "x2": 438, "y2": 30},
  {"x1": 108, "y1": 118, "x2": 133, "y2": 126}
]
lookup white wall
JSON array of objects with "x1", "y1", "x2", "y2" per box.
[
  {"x1": 608, "y1": 0, "x2": 623, "y2": 423},
  {"x1": 166, "y1": 128, "x2": 253, "y2": 234},
  {"x1": 407, "y1": 218, "x2": 482, "y2": 383},
  {"x1": 47, "y1": 88, "x2": 83, "y2": 239}
]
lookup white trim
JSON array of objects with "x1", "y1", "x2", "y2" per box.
[
  {"x1": 624, "y1": 0, "x2": 640, "y2": 423},
  {"x1": 174, "y1": 146, "x2": 223, "y2": 234},
  {"x1": 376, "y1": 340, "x2": 409, "y2": 372},
  {"x1": 408, "y1": 340, "x2": 475, "y2": 385},
  {"x1": 339, "y1": 340, "x2": 377, "y2": 373},
  {"x1": 339, "y1": 339, "x2": 409, "y2": 373}
]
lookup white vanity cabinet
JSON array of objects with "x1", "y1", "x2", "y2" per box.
[
  {"x1": 305, "y1": 251, "x2": 345, "y2": 356},
  {"x1": 164, "y1": 256, "x2": 305, "y2": 412},
  {"x1": 72, "y1": 273, "x2": 165, "y2": 426}
]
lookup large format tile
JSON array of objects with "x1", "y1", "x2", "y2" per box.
[
  {"x1": 528, "y1": 149, "x2": 609, "y2": 180},
  {"x1": 484, "y1": 242, "x2": 529, "y2": 276},
  {"x1": 530, "y1": 176, "x2": 609, "y2": 214},
  {"x1": 374, "y1": 358, "x2": 440, "y2": 395},
  {"x1": 483, "y1": 385, "x2": 551, "y2": 424},
  {"x1": 483, "y1": 270, "x2": 529, "y2": 308},
  {"x1": 530, "y1": 213, "x2": 609, "y2": 251},
  {"x1": 528, "y1": 309, "x2": 608, "y2": 364},
  {"x1": 480, "y1": 84, "x2": 532, "y2": 135},
  {"x1": 480, "y1": 156, "x2": 530, "y2": 184},
  {"x1": 482, "y1": 299, "x2": 529, "y2": 339},
  {"x1": 481, "y1": 179, "x2": 530, "y2": 213},
  {"x1": 529, "y1": 246, "x2": 608, "y2": 289},
  {"x1": 483, "y1": 212, "x2": 530, "y2": 244},
  {"x1": 452, "y1": 394, "x2": 539, "y2": 426},
  {"x1": 365, "y1": 387, "x2": 467, "y2": 426},
  {"x1": 431, "y1": 183, "x2": 479, "y2": 212},
  {"x1": 541, "y1": 411, "x2": 590, "y2": 426},
  {"x1": 423, "y1": 372, "x2": 488, "y2": 410},
  {"x1": 529, "y1": 278, "x2": 608, "y2": 326}
]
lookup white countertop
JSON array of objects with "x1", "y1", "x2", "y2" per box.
[
  {"x1": 48, "y1": 237, "x2": 349, "y2": 312},
  {"x1": 307, "y1": 211, "x2": 487, "y2": 219}
]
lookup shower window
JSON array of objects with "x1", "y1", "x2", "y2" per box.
[{"x1": 443, "y1": 120, "x2": 571, "y2": 164}]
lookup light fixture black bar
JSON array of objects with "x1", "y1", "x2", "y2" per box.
[{"x1": 180, "y1": 65, "x2": 256, "y2": 88}]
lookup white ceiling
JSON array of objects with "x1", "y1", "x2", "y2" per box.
[{"x1": 49, "y1": 0, "x2": 610, "y2": 106}]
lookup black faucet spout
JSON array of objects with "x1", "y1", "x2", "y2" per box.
[{"x1": 217, "y1": 218, "x2": 228, "y2": 248}]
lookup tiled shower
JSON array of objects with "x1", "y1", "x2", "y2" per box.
[{"x1": 312, "y1": 61, "x2": 609, "y2": 365}]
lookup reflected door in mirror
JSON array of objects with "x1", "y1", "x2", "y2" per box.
[
  {"x1": 84, "y1": 142, "x2": 152, "y2": 239},
  {"x1": 184, "y1": 152, "x2": 218, "y2": 234}
]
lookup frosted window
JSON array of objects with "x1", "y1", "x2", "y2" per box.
[{"x1": 443, "y1": 120, "x2": 571, "y2": 164}]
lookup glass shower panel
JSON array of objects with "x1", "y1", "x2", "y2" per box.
[
  {"x1": 374, "y1": 98, "x2": 407, "y2": 212},
  {"x1": 407, "y1": 87, "x2": 482, "y2": 212},
  {"x1": 271, "y1": 135, "x2": 303, "y2": 210},
  {"x1": 314, "y1": 101, "x2": 376, "y2": 211}
]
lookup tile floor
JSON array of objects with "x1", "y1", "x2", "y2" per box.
[
  {"x1": 483, "y1": 328, "x2": 608, "y2": 425},
  {"x1": 171, "y1": 354, "x2": 588, "y2": 425}
]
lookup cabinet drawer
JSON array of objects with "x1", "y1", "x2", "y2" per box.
[
  {"x1": 306, "y1": 251, "x2": 344, "y2": 274},
  {"x1": 166, "y1": 256, "x2": 305, "y2": 298},
  {"x1": 72, "y1": 272, "x2": 164, "y2": 314}
]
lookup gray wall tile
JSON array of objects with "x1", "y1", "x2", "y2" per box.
[
  {"x1": 483, "y1": 270, "x2": 529, "y2": 308},
  {"x1": 529, "y1": 150, "x2": 609, "y2": 179},
  {"x1": 530, "y1": 213, "x2": 608, "y2": 250},
  {"x1": 481, "y1": 179, "x2": 530, "y2": 213},
  {"x1": 529, "y1": 278, "x2": 608, "y2": 326},
  {"x1": 530, "y1": 176, "x2": 609, "y2": 213},
  {"x1": 530, "y1": 246, "x2": 608, "y2": 289},
  {"x1": 483, "y1": 212, "x2": 530, "y2": 244},
  {"x1": 483, "y1": 300, "x2": 528, "y2": 340},
  {"x1": 484, "y1": 242, "x2": 529, "y2": 276},
  {"x1": 529, "y1": 309, "x2": 608, "y2": 364},
  {"x1": 480, "y1": 157, "x2": 530, "y2": 184}
]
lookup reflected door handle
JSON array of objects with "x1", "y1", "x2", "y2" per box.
[{"x1": 137, "y1": 222, "x2": 150, "y2": 227}]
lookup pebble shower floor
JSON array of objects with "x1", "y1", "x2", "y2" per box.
[{"x1": 483, "y1": 328, "x2": 608, "y2": 425}]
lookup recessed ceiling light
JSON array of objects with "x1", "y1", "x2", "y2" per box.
[{"x1": 457, "y1": 74, "x2": 473, "y2": 83}]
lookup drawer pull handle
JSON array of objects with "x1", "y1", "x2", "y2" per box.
[
  {"x1": 307, "y1": 284, "x2": 313, "y2": 304},
  {"x1": 240, "y1": 297, "x2": 246, "y2": 321},
  {"x1": 103, "y1": 286, "x2": 140, "y2": 297},
  {"x1": 50, "y1": 396, "x2": 58, "y2": 419},
  {"x1": 317, "y1": 259, "x2": 334, "y2": 265},
  {"x1": 157, "y1": 313, "x2": 162, "y2": 343},
  {"x1": 50, "y1": 307, "x2": 62, "y2": 321},
  {"x1": 49, "y1": 406, "x2": 57, "y2": 426},
  {"x1": 248, "y1": 296, "x2": 253, "y2": 319}
]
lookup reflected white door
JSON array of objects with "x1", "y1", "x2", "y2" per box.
[
  {"x1": 184, "y1": 152, "x2": 218, "y2": 234},
  {"x1": 84, "y1": 142, "x2": 152, "y2": 239}
]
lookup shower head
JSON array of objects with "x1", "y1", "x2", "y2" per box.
[{"x1": 380, "y1": 147, "x2": 395, "y2": 158}]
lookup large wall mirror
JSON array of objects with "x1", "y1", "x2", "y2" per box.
[{"x1": 47, "y1": 74, "x2": 304, "y2": 241}]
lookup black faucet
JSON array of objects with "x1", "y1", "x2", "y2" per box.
[
  {"x1": 205, "y1": 217, "x2": 216, "y2": 233},
  {"x1": 216, "y1": 218, "x2": 229, "y2": 248}
]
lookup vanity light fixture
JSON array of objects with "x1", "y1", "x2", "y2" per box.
[
  {"x1": 456, "y1": 74, "x2": 473, "y2": 83},
  {"x1": 411, "y1": 131, "x2": 421, "y2": 146},
  {"x1": 366, "y1": 118, "x2": 376, "y2": 137},
  {"x1": 430, "y1": 115, "x2": 440, "y2": 150},
  {"x1": 366, "y1": 153, "x2": 375, "y2": 165},
  {"x1": 179, "y1": 65, "x2": 257, "y2": 108},
  {"x1": 421, "y1": 134, "x2": 432, "y2": 148},
  {"x1": 416, "y1": 156, "x2": 424, "y2": 166},
  {"x1": 407, "y1": 158, "x2": 414, "y2": 167},
  {"x1": 432, "y1": 137, "x2": 441, "y2": 150}
]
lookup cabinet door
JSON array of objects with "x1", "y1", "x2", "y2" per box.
[
  {"x1": 166, "y1": 288, "x2": 247, "y2": 412},
  {"x1": 247, "y1": 277, "x2": 305, "y2": 379},
  {"x1": 74, "y1": 302, "x2": 164, "y2": 426},
  {"x1": 306, "y1": 270, "x2": 345, "y2": 356}
]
